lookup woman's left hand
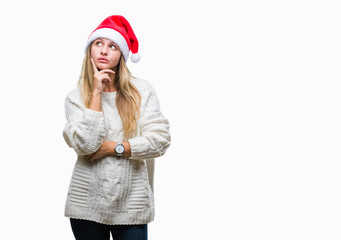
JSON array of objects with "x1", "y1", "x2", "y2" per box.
[{"x1": 86, "y1": 141, "x2": 116, "y2": 161}]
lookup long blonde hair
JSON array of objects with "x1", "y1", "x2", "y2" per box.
[{"x1": 78, "y1": 44, "x2": 141, "y2": 139}]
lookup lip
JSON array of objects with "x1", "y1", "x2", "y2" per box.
[{"x1": 98, "y1": 58, "x2": 109, "y2": 63}]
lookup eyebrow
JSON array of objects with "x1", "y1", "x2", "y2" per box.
[{"x1": 96, "y1": 38, "x2": 117, "y2": 46}]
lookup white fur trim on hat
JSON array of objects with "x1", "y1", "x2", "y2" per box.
[{"x1": 84, "y1": 28, "x2": 130, "y2": 62}]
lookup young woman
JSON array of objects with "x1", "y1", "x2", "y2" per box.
[{"x1": 62, "y1": 15, "x2": 171, "y2": 240}]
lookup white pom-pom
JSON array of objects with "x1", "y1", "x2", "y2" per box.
[{"x1": 131, "y1": 53, "x2": 141, "y2": 63}]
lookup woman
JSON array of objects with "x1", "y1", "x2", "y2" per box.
[{"x1": 62, "y1": 15, "x2": 171, "y2": 240}]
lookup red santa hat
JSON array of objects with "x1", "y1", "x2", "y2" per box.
[{"x1": 85, "y1": 15, "x2": 141, "y2": 63}]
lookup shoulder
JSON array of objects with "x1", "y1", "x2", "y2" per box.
[
  {"x1": 64, "y1": 88, "x2": 84, "y2": 107},
  {"x1": 131, "y1": 78, "x2": 162, "y2": 112},
  {"x1": 130, "y1": 78, "x2": 156, "y2": 94},
  {"x1": 65, "y1": 88, "x2": 81, "y2": 99}
]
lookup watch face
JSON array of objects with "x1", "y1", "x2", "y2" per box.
[{"x1": 115, "y1": 144, "x2": 124, "y2": 154}]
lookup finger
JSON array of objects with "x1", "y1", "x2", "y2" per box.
[
  {"x1": 91, "y1": 58, "x2": 99, "y2": 73},
  {"x1": 100, "y1": 74, "x2": 111, "y2": 83},
  {"x1": 100, "y1": 69, "x2": 115, "y2": 75}
]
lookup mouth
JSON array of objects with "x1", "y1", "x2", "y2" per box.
[{"x1": 98, "y1": 58, "x2": 109, "y2": 63}]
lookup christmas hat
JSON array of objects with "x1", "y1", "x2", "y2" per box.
[{"x1": 85, "y1": 15, "x2": 141, "y2": 63}]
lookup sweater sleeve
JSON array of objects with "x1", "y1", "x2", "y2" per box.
[
  {"x1": 128, "y1": 86, "x2": 171, "y2": 160},
  {"x1": 62, "y1": 92, "x2": 108, "y2": 156}
]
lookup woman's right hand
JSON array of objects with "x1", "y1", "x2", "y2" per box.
[{"x1": 91, "y1": 58, "x2": 115, "y2": 94}]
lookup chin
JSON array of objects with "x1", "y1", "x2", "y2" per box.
[{"x1": 98, "y1": 63, "x2": 115, "y2": 70}]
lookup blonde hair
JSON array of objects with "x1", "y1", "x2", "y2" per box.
[{"x1": 78, "y1": 44, "x2": 141, "y2": 139}]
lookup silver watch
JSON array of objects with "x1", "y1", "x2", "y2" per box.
[{"x1": 114, "y1": 143, "x2": 125, "y2": 157}]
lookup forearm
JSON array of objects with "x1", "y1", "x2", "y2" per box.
[
  {"x1": 108, "y1": 141, "x2": 131, "y2": 157},
  {"x1": 128, "y1": 117, "x2": 171, "y2": 160},
  {"x1": 63, "y1": 95, "x2": 108, "y2": 155},
  {"x1": 121, "y1": 141, "x2": 131, "y2": 157},
  {"x1": 88, "y1": 92, "x2": 102, "y2": 112},
  {"x1": 86, "y1": 141, "x2": 131, "y2": 161}
]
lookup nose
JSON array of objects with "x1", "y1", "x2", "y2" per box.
[{"x1": 100, "y1": 46, "x2": 109, "y2": 55}]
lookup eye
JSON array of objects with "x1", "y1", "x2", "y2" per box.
[
  {"x1": 95, "y1": 41, "x2": 103, "y2": 46},
  {"x1": 110, "y1": 44, "x2": 117, "y2": 50}
]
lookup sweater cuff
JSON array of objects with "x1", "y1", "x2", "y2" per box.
[{"x1": 128, "y1": 137, "x2": 147, "y2": 160}]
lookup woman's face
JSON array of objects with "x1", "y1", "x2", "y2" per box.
[{"x1": 90, "y1": 38, "x2": 121, "y2": 70}]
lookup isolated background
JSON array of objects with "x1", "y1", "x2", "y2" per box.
[{"x1": 0, "y1": 0, "x2": 340, "y2": 239}]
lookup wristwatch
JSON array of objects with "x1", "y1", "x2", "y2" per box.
[{"x1": 114, "y1": 143, "x2": 125, "y2": 157}]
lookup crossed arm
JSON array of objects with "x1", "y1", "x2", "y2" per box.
[
  {"x1": 63, "y1": 91, "x2": 170, "y2": 162},
  {"x1": 85, "y1": 139, "x2": 131, "y2": 161}
]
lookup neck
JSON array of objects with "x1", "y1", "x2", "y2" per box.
[
  {"x1": 102, "y1": 72, "x2": 117, "y2": 92},
  {"x1": 103, "y1": 77, "x2": 117, "y2": 92},
  {"x1": 103, "y1": 84, "x2": 117, "y2": 92}
]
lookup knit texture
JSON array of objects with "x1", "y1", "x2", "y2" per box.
[{"x1": 63, "y1": 78, "x2": 170, "y2": 225}]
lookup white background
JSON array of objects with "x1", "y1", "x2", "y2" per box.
[{"x1": 0, "y1": 0, "x2": 340, "y2": 239}]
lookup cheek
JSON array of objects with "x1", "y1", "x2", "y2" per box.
[
  {"x1": 90, "y1": 48, "x2": 98, "y2": 58},
  {"x1": 114, "y1": 52, "x2": 121, "y2": 60},
  {"x1": 90, "y1": 51, "x2": 95, "y2": 59},
  {"x1": 110, "y1": 52, "x2": 121, "y2": 64}
]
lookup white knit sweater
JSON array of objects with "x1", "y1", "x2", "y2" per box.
[{"x1": 63, "y1": 78, "x2": 171, "y2": 225}]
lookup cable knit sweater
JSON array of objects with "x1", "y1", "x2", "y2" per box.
[{"x1": 63, "y1": 78, "x2": 170, "y2": 225}]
